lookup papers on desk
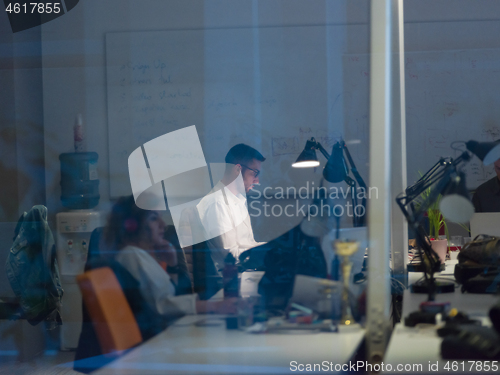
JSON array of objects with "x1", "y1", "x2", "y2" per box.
[
  {"x1": 240, "y1": 271, "x2": 264, "y2": 297},
  {"x1": 290, "y1": 275, "x2": 342, "y2": 315},
  {"x1": 246, "y1": 319, "x2": 338, "y2": 333}
]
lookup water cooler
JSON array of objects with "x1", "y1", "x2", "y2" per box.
[
  {"x1": 56, "y1": 148, "x2": 102, "y2": 350},
  {"x1": 56, "y1": 211, "x2": 102, "y2": 350}
]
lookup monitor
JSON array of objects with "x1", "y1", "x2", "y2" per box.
[{"x1": 470, "y1": 213, "x2": 500, "y2": 239}]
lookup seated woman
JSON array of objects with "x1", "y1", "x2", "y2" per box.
[
  {"x1": 104, "y1": 195, "x2": 236, "y2": 316},
  {"x1": 151, "y1": 224, "x2": 193, "y2": 296}
]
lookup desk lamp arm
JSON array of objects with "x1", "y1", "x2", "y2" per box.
[
  {"x1": 312, "y1": 139, "x2": 331, "y2": 160},
  {"x1": 400, "y1": 151, "x2": 470, "y2": 212},
  {"x1": 405, "y1": 158, "x2": 449, "y2": 197},
  {"x1": 405, "y1": 152, "x2": 470, "y2": 200},
  {"x1": 341, "y1": 141, "x2": 367, "y2": 190},
  {"x1": 341, "y1": 141, "x2": 366, "y2": 226}
]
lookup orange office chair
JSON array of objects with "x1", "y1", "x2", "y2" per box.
[{"x1": 76, "y1": 267, "x2": 142, "y2": 355}]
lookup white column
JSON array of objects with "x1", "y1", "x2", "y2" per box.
[
  {"x1": 366, "y1": 0, "x2": 394, "y2": 365},
  {"x1": 390, "y1": 0, "x2": 408, "y2": 287}
]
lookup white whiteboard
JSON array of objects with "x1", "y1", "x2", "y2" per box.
[
  {"x1": 105, "y1": 27, "x2": 369, "y2": 198},
  {"x1": 343, "y1": 48, "x2": 500, "y2": 189},
  {"x1": 405, "y1": 49, "x2": 500, "y2": 188},
  {"x1": 106, "y1": 29, "x2": 499, "y2": 199}
]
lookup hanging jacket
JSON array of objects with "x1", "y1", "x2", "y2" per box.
[{"x1": 5, "y1": 205, "x2": 63, "y2": 329}]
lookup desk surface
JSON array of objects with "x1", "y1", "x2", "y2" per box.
[
  {"x1": 95, "y1": 315, "x2": 365, "y2": 375},
  {"x1": 404, "y1": 260, "x2": 498, "y2": 316},
  {"x1": 385, "y1": 260, "x2": 498, "y2": 374}
]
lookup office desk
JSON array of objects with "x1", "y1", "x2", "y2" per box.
[
  {"x1": 95, "y1": 314, "x2": 364, "y2": 374},
  {"x1": 384, "y1": 260, "x2": 499, "y2": 374},
  {"x1": 404, "y1": 260, "x2": 498, "y2": 316}
]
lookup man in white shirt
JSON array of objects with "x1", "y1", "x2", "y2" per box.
[{"x1": 197, "y1": 144, "x2": 266, "y2": 271}]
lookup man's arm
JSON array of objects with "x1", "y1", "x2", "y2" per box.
[{"x1": 199, "y1": 200, "x2": 240, "y2": 269}]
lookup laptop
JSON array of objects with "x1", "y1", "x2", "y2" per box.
[{"x1": 470, "y1": 213, "x2": 500, "y2": 238}]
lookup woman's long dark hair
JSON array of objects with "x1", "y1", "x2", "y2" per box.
[{"x1": 104, "y1": 195, "x2": 151, "y2": 250}]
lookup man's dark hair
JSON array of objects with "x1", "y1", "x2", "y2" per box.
[{"x1": 225, "y1": 143, "x2": 266, "y2": 165}]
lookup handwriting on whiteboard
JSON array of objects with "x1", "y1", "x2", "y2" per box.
[{"x1": 272, "y1": 137, "x2": 299, "y2": 156}]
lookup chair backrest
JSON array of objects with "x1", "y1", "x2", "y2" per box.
[
  {"x1": 177, "y1": 208, "x2": 197, "y2": 284},
  {"x1": 164, "y1": 224, "x2": 191, "y2": 278},
  {"x1": 76, "y1": 267, "x2": 142, "y2": 355},
  {"x1": 87, "y1": 226, "x2": 118, "y2": 265},
  {"x1": 177, "y1": 207, "x2": 221, "y2": 300}
]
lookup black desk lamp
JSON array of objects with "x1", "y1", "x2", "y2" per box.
[
  {"x1": 465, "y1": 140, "x2": 500, "y2": 165},
  {"x1": 396, "y1": 152, "x2": 473, "y2": 300},
  {"x1": 397, "y1": 137, "x2": 500, "y2": 301},
  {"x1": 293, "y1": 137, "x2": 367, "y2": 227},
  {"x1": 292, "y1": 138, "x2": 327, "y2": 168}
]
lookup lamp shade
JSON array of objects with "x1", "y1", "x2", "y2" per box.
[
  {"x1": 439, "y1": 171, "x2": 474, "y2": 223},
  {"x1": 466, "y1": 140, "x2": 500, "y2": 166},
  {"x1": 292, "y1": 139, "x2": 320, "y2": 168},
  {"x1": 323, "y1": 142, "x2": 348, "y2": 183}
]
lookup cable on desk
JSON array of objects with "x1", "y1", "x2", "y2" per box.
[
  {"x1": 413, "y1": 275, "x2": 426, "y2": 285},
  {"x1": 391, "y1": 278, "x2": 406, "y2": 294}
]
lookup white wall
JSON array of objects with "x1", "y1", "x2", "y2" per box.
[
  {"x1": 0, "y1": 9, "x2": 45, "y2": 297},
  {"x1": 0, "y1": 0, "x2": 496, "y2": 300},
  {"x1": 39, "y1": 0, "x2": 500, "y2": 232},
  {"x1": 40, "y1": 0, "x2": 353, "y2": 238}
]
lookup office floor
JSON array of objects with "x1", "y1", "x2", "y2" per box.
[{"x1": 0, "y1": 351, "x2": 78, "y2": 375}]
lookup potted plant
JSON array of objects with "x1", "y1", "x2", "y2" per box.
[
  {"x1": 426, "y1": 198, "x2": 449, "y2": 263},
  {"x1": 417, "y1": 183, "x2": 449, "y2": 264}
]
